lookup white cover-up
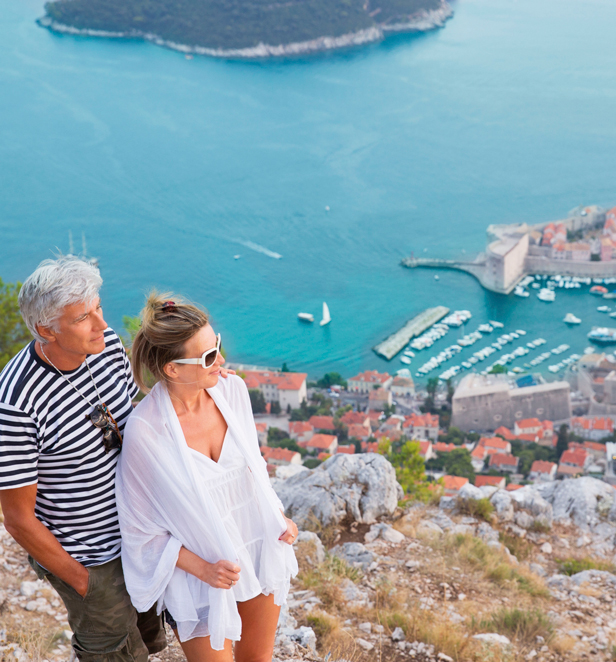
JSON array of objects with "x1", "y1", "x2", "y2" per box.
[{"x1": 115, "y1": 375, "x2": 298, "y2": 650}]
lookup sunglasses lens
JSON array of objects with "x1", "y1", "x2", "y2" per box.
[
  {"x1": 204, "y1": 349, "x2": 217, "y2": 367},
  {"x1": 90, "y1": 408, "x2": 107, "y2": 428}
]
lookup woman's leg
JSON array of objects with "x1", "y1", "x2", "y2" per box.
[
  {"x1": 174, "y1": 632, "x2": 233, "y2": 662},
  {"x1": 235, "y1": 593, "x2": 281, "y2": 662}
]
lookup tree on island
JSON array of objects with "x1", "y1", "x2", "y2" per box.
[{"x1": 0, "y1": 279, "x2": 31, "y2": 370}]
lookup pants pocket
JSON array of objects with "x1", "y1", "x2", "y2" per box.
[{"x1": 73, "y1": 630, "x2": 146, "y2": 662}]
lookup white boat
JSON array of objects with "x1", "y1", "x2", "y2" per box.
[
  {"x1": 490, "y1": 321, "x2": 504, "y2": 328},
  {"x1": 234, "y1": 254, "x2": 241, "y2": 259},
  {"x1": 404, "y1": 350, "x2": 415, "y2": 357},
  {"x1": 400, "y1": 356, "x2": 412, "y2": 365},
  {"x1": 320, "y1": 302, "x2": 331, "y2": 326},
  {"x1": 597, "y1": 305, "x2": 610, "y2": 313},
  {"x1": 514, "y1": 287, "x2": 530, "y2": 297},
  {"x1": 478, "y1": 324, "x2": 493, "y2": 333},
  {"x1": 298, "y1": 312, "x2": 314, "y2": 323},
  {"x1": 434, "y1": 275, "x2": 440, "y2": 280},
  {"x1": 516, "y1": 329, "x2": 526, "y2": 336},
  {"x1": 537, "y1": 288, "x2": 556, "y2": 302},
  {"x1": 563, "y1": 313, "x2": 581, "y2": 325}
]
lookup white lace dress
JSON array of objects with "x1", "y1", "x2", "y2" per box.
[{"x1": 164, "y1": 428, "x2": 294, "y2": 628}]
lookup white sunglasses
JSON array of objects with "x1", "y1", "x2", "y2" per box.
[{"x1": 173, "y1": 334, "x2": 221, "y2": 369}]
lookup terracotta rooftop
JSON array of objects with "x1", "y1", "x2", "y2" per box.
[
  {"x1": 442, "y1": 475, "x2": 469, "y2": 491},
  {"x1": 289, "y1": 421, "x2": 314, "y2": 434},
  {"x1": 475, "y1": 475, "x2": 506, "y2": 488},
  {"x1": 489, "y1": 453, "x2": 519, "y2": 467},
  {"x1": 308, "y1": 415, "x2": 335, "y2": 431},
  {"x1": 530, "y1": 460, "x2": 556, "y2": 474},
  {"x1": 348, "y1": 370, "x2": 391, "y2": 384},
  {"x1": 306, "y1": 433, "x2": 338, "y2": 450}
]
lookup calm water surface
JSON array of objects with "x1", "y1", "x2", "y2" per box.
[{"x1": 2, "y1": 0, "x2": 616, "y2": 380}]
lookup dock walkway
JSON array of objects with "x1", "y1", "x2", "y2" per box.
[{"x1": 373, "y1": 306, "x2": 450, "y2": 360}]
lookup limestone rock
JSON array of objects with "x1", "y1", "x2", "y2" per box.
[
  {"x1": 509, "y1": 486, "x2": 552, "y2": 527},
  {"x1": 19, "y1": 580, "x2": 45, "y2": 598},
  {"x1": 458, "y1": 483, "x2": 484, "y2": 501},
  {"x1": 490, "y1": 490, "x2": 514, "y2": 521},
  {"x1": 477, "y1": 521, "x2": 499, "y2": 543},
  {"x1": 536, "y1": 477, "x2": 613, "y2": 530},
  {"x1": 330, "y1": 542, "x2": 375, "y2": 570},
  {"x1": 275, "y1": 453, "x2": 402, "y2": 527},
  {"x1": 295, "y1": 531, "x2": 325, "y2": 565},
  {"x1": 430, "y1": 512, "x2": 455, "y2": 531},
  {"x1": 530, "y1": 563, "x2": 547, "y2": 577},
  {"x1": 391, "y1": 627, "x2": 406, "y2": 641},
  {"x1": 473, "y1": 633, "x2": 512, "y2": 646},
  {"x1": 416, "y1": 520, "x2": 444, "y2": 537},
  {"x1": 365, "y1": 522, "x2": 405, "y2": 544},
  {"x1": 439, "y1": 496, "x2": 457, "y2": 510},
  {"x1": 287, "y1": 626, "x2": 317, "y2": 652},
  {"x1": 356, "y1": 638, "x2": 374, "y2": 651}
]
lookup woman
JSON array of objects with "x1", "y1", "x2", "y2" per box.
[{"x1": 116, "y1": 293, "x2": 298, "y2": 662}]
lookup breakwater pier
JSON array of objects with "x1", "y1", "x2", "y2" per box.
[{"x1": 373, "y1": 306, "x2": 449, "y2": 360}]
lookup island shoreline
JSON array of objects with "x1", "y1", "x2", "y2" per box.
[{"x1": 36, "y1": 2, "x2": 453, "y2": 60}]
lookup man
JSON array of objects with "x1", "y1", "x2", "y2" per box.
[{"x1": 0, "y1": 256, "x2": 166, "y2": 661}]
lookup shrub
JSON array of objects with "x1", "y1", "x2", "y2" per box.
[
  {"x1": 557, "y1": 556, "x2": 616, "y2": 576},
  {"x1": 457, "y1": 497, "x2": 493, "y2": 522},
  {"x1": 473, "y1": 607, "x2": 554, "y2": 646}
]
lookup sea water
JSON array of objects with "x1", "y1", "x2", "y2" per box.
[{"x1": 2, "y1": 0, "x2": 616, "y2": 380}]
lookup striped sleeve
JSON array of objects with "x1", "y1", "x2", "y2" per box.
[{"x1": 0, "y1": 403, "x2": 39, "y2": 489}]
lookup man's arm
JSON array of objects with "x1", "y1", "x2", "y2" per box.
[{"x1": 0, "y1": 484, "x2": 89, "y2": 597}]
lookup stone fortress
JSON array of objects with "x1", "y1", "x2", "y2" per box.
[{"x1": 402, "y1": 204, "x2": 616, "y2": 293}]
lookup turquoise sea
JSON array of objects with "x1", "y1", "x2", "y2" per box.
[{"x1": 2, "y1": 0, "x2": 616, "y2": 381}]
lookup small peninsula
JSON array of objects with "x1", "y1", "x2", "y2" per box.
[{"x1": 38, "y1": 0, "x2": 453, "y2": 58}]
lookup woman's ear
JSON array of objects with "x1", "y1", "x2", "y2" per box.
[{"x1": 163, "y1": 362, "x2": 178, "y2": 380}]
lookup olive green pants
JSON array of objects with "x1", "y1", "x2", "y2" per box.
[{"x1": 29, "y1": 556, "x2": 166, "y2": 662}]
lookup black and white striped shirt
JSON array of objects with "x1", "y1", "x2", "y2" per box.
[{"x1": 0, "y1": 328, "x2": 139, "y2": 567}]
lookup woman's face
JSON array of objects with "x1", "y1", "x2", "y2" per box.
[{"x1": 169, "y1": 323, "x2": 225, "y2": 389}]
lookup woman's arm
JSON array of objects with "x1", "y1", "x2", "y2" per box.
[{"x1": 176, "y1": 546, "x2": 241, "y2": 589}]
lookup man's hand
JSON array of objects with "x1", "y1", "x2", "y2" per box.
[{"x1": 0, "y1": 484, "x2": 90, "y2": 595}]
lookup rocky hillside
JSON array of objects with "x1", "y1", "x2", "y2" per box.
[
  {"x1": 2, "y1": 456, "x2": 616, "y2": 662},
  {"x1": 39, "y1": 0, "x2": 453, "y2": 58}
]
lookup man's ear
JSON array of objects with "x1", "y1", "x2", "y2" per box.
[{"x1": 36, "y1": 324, "x2": 57, "y2": 345}]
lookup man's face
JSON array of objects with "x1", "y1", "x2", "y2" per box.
[{"x1": 43, "y1": 298, "x2": 108, "y2": 357}]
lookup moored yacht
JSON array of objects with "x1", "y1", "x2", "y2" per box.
[{"x1": 563, "y1": 313, "x2": 581, "y2": 325}]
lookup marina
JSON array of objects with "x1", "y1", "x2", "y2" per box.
[{"x1": 373, "y1": 306, "x2": 449, "y2": 360}]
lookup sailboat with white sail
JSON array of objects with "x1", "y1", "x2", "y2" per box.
[{"x1": 320, "y1": 302, "x2": 331, "y2": 327}]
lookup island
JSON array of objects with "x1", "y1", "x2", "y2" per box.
[{"x1": 38, "y1": 0, "x2": 453, "y2": 58}]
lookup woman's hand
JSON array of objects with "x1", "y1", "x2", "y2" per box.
[
  {"x1": 200, "y1": 559, "x2": 241, "y2": 589},
  {"x1": 220, "y1": 368, "x2": 236, "y2": 379},
  {"x1": 279, "y1": 514, "x2": 299, "y2": 545}
]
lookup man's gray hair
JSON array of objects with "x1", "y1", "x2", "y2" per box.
[{"x1": 19, "y1": 256, "x2": 103, "y2": 343}]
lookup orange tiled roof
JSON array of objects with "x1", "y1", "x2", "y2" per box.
[
  {"x1": 289, "y1": 421, "x2": 314, "y2": 434},
  {"x1": 494, "y1": 426, "x2": 516, "y2": 441},
  {"x1": 336, "y1": 445, "x2": 355, "y2": 455},
  {"x1": 480, "y1": 437, "x2": 510, "y2": 450},
  {"x1": 306, "y1": 433, "x2": 337, "y2": 450},
  {"x1": 560, "y1": 449, "x2": 588, "y2": 467},
  {"x1": 571, "y1": 416, "x2": 614, "y2": 432},
  {"x1": 340, "y1": 411, "x2": 369, "y2": 426},
  {"x1": 506, "y1": 484, "x2": 523, "y2": 491},
  {"x1": 242, "y1": 370, "x2": 307, "y2": 391},
  {"x1": 489, "y1": 453, "x2": 519, "y2": 468},
  {"x1": 517, "y1": 418, "x2": 542, "y2": 429},
  {"x1": 348, "y1": 370, "x2": 391, "y2": 385},
  {"x1": 434, "y1": 442, "x2": 457, "y2": 453},
  {"x1": 404, "y1": 413, "x2": 439, "y2": 429},
  {"x1": 255, "y1": 422, "x2": 267, "y2": 432},
  {"x1": 260, "y1": 446, "x2": 300, "y2": 463},
  {"x1": 308, "y1": 415, "x2": 335, "y2": 431},
  {"x1": 361, "y1": 441, "x2": 379, "y2": 453},
  {"x1": 442, "y1": 475, "x2": 469, "y2": 491},
  {"x1": 517, "y1": 433, "x2": 539, "y2": 443},
  {"x1": 348, "y1": 424, "x2": 370, "y2": 440},
  {"x1": 475, "y1": 475, "x2": 505, "y2": 488},
  {"x1": 471, "y1": 446, "x2": 488, "y2": 459},
  {"x1": 418, "y1": 440, "x2": 432, "y2": 457},
  {"x1": 317, "y1": 452, "x2": 331, "y2": 461},
  {"x1": 530, "y1": 460, "x2": 556, "y2": 474}
]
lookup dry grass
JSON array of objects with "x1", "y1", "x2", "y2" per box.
[
  {"x1": 471, "y1": 607, "x2": 554, "y2": 647},
  {"x1": 498, "y1": 532, "x2": 533, "y2": 562},
  {"x1": 300, "y1": 512, "x2": 341, "y2": 548},
  {"x1": 457, "y1": 497, "x2": 494, "y2": 523},
  {"x1": 556, "y1": 555, "x2": 616, "y2": 576},
  {"x1": 550, "y1": 634, "x2": 578, "y2": 656},
  {"x1": 437, "y1": 534, "x2": 549, "y2": 598},
  {"x1": 305, "y1": 610, "x2": 362, "y2": 661},
  {"x1": 296, "y1": 553, "x2": 361, "y2": 609}
]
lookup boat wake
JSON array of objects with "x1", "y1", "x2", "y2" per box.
[{"x1": 237, "y1": 240, "x2": 282, "y2": 259}]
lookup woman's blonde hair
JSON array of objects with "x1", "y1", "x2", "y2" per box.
[{"x1": 131, "y1": 291, "x2": 209, "y2": 393}]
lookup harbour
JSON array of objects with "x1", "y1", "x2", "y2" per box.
[{"x1": 373, "y1": 306, "x2": 449, "y2": 360}]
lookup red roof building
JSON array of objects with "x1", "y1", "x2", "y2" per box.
[
  {"x1": 506, "y1": 484, "x2": 523, "y2": 491},
  {"x1": 255, "y1": 422, "x2": 268, "y2": 446},
  {"x1": 570, "y1": 416, "x2": 614, "y2": 441},
  {"x1": 434, "y1": 442, "x2": 457, "y2": 453},
  {"x1": 403, "y1": 413, "x2": 440, "y2": 441},
  {"x1": 514, "y1": 418, "x2": 543, "y2": 436},
  {"x1": 308, "y1": 415, "x2": 336, "y2": 432},
  {"x1": 348, "y1": 424, "x2": 371, "y2": 441},
  {"x1": 242, "y1": 370, "x2": 308, "y2": 410},
  {"x1": 305, "y1": 433, "x2": 338, "y2": 455},
  {"x1": 475, "y1": 475, "x2": 506, "y2": 489},
  {"x1": 260, "y1": 446, "x2": 302, "y2": 466},
  {"x1": 361, "y1": 441, "x2": 380, "y2": 453},
  {"x1": 443, "y1": 475, "x2": 469, "y2": 495},
  {"x1": 347, "y1": 370, "x2": 393, "y2": 394},
  {"x1": 339, "y1": 411, "x2": 370, "y2": 428},
  {"x1": 470, "y1": 445, "x2": 488, "y2": 472},
  {"x1": 317, "y1": 452, "x2": 331, "y2": 461},
  {"x1": 494, "y1": 426, "x2": 516, "y2": 441},
  {"x1": 418, "y1": 440, "x2": 434, "y2": 461},
  {"x1": 489, "y1": 453, "x2": 519, "y2": 473},
  {"x1": 289, "y1": 421, "x2": 314, "y2": 443},
  {"x1": 529, "y1": 460, "x2": 557, "y2": 482},
  {"x1": 336, "y1": 445, "x2": 355, "y2": 455},
  {"x1": 479, "y1": 436, "x2": 512, "y2": 454}
]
